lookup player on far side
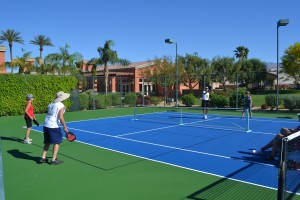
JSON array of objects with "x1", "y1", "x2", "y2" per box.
[
  {"x1": 241, "y1": 91, "x2": 252, "y2": 118},
  {"x1": 202, "y1": 87, "x2": 210, "y2": 119}
]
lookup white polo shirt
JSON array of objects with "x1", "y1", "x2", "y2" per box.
[
  {"x1": 202, "y1": 91, "x2": 209, "y2": 100},
  {"x1": 44, "y1": 102, "x2": 65, "y2": 128}
]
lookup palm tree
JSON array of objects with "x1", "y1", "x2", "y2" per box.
[
  {"x1": 30, "y1": 35, "x2": 54, "y2": 58},
  {"x1": 97, "y1": 40, "x2": 118, "y2": 94},
  {"x1": 10, "y1": 50, "x2": 34, "y2": 74},
  {"x1": 0, "y1": 29, "x2": 24, "y2": 73},
  {"x1": 43, "y1": 44, "x2": 83, "y2": 75},
  {"x1": 234, "y1": 46, "x2": 249, "y2": 60}
]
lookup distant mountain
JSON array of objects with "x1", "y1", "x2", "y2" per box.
[
  {"x1": 265, "y1": 62, "x2": 296, "y2": 84},
  {"x1": 265, "y1": 62, "x2": 277, "y2": 69}
]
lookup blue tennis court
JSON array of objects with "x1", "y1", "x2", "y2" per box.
[{"x1": 32, "y1": 111, "x2": 300, "y2": 195}]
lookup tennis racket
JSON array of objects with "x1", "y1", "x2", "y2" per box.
[{"x1": 66, "y1": 131, "x2": 76, "y2": 142}]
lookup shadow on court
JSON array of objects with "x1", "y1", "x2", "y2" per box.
[
  {"x1": 234, "y1": 150, "x2": 279, "y2": 166},
  {"x1": 2, "y1": 136, "x2": 145, "y2": 170},
  {"x1": 7, "y1": 149, "x2": 41, "y2": 163},
  {"x1": 1, "y1": 136, "x2": 23, "y2": 143}
]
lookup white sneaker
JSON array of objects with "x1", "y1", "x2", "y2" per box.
[
  {"x1": 28, "y1": 138, "x2": 32, "y2": 142},
  {"x1": 24, "y1": 139, "x2": 32, "y2": 144},
  {"x1": 204, "y1": 115, "x2": 208, "y2": 119},
  {"x1": 252, "y1": 149, "x2": 262, "y2": 155}
]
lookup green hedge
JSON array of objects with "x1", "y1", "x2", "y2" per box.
[
  {"x1": 78, "y1": 92, "x2": 123, "y2": 110},
  {"x1": 0, "y1": 74, "x2": 78, "y2": 116},
  {"x1": 124, "y1": 93, "x2": 137, "y2": 107},
  {"x1": 181, "y1": 93, "x2": 196, "y2": 107},
  {"x1": 282, "y1": 95, "x2": 300, "y2": 111},
  {"x1": 210, "y1": 94, "x2": 229, "y2": 107}
]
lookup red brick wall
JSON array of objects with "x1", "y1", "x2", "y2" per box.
[{"x1": 0, "y1": 46, "x2": 7, "y2": 74}]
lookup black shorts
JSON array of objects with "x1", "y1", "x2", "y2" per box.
[
  {"x1": 43, "y1": 126, "x2": 63, "y2": 144},
  {"x1": 24, "y1": 117, "x2": 32, "y2": 128},
  {"x1": 202, "y1": 100, "x2": 210, "y2": 108}
]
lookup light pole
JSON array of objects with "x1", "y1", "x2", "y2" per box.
[
  {"x1": 165, "y1": 39, "x2": 178, "y2": 107},
  {"x1": 276, "y1": 19, "x2": 289, "y2": 112}
]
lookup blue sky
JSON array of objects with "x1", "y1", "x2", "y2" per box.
[{"x1": 1, "y1": 0, "x2": 299, "y2": 63}]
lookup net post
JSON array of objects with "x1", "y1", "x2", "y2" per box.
[
  {"x1": 179, "y1": 108, "x2": 183, "y2": 125},
  {"x1": 245, "y1": 109, "x2": 251, "y2": 132},
  {"x1": 133, "y1": 104, "x2": 138, "y2": 121},
  {"x1": 277, "y1": 138, "x2": 287, "y2": 200}
]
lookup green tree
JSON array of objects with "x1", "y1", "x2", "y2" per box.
[
  {"x1": 0, "y1": 29, "x2": 24, "y2": 73},
  {"x1": 96, "y1": 40, "x2": 130, "y2": 94},
  {"x1": 145, "y1": 56, "x2": 176, "y2": 93},
  {"x1": 30, "y1": 34, "x2": 54, "y2": 58},
  {"x1": 281, "y1": 42, "x2": 300, "y2": 83},
  {"x1": 211, "y1": 56, "x2": 235, "y2": 90},
  {"x1": 178, "y1": 53, "x2": 210, "y2": 93},
  {"x1": 97, "y1": 40, "x2": 118, "y2": 94},
  {"x1": 41, "y1": 44, "x2": 83, "y2": 75},
  {"x1": 10, "y1": 50, "x2": 34, "y2": 74},
  {"x1": 233, "y1": 46, "x2": 250, "y2": 89},
  {"x1": 238, "y1": 58, "x2": 267, "y2": 89},
  {"x1": 249, "y1": 58, "x2": 267, "y2": 88}
]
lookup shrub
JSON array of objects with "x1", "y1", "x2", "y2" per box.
[
  {"x1": 105, "y1": 94, "x2": 113, "y2": 107},
  {"x1": 150, "y1": 96, "x2": 162, "y2": 106},
  {"x1": 111, "y1": 93, "x2": 121, "y2": 106},
  {"x1": 137, "y1": 94, "x2": 151, "y2": 106},
  {"x1": 229, "y1": 89, "x2": 246, "y2": 108},
  {"x1": 261, "y1": 104, "x2": 269, "y2": 109},
  {"x1": 124, "y1": 93, "x2": 137, "y2": 107},
  {"x1": 282, "y1": 95, "x2": 300, "y2": 111},
  {"x1": 210, "y1": 94, "x2": 229, "y2": 108},
  {"x1": 85, "y1": 90, "x2": 97, "y2": 109},
  {"x1": 265, "y1": 94, "x2": 278, "y2": 110},
  {"x1": 79, "y1": 93, "x2": 89, "y2": 110},
  {"x1": 181, "y1": 93, "x2": 196, "y2": 107},
  {"x1": 95, "y1": 94, "x2": 106, "y2": 109}
]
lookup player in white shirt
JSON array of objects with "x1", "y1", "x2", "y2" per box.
[{"x1": 202, "y1": 87, "x2": 210, "y2": 119}]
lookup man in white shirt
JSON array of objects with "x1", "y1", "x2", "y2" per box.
[{"x1": 202, "y1": 87, "x2": 210, "y2": 119}]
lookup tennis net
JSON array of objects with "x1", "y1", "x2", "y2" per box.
[
  {"x1": 133, "y1": 106, "x2": 251, "y2": 132},
  {"x1": 278, "y1": 131, "x2": 300, "y2": 200}
]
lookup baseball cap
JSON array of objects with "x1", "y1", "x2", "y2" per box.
[{"x1": 26, "y1": 94, "x2": 34, "y2": 100}]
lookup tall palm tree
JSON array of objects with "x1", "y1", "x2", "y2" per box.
[
  {"x1": 97, "y1": 40, "x2": 118, "y2": 94},
  {"x1": 30, "y1": 34, "x2": 54, "y2": 58},
  {"x1": 234, "y1": 46, "x2": 249, "y2": 60},
  {"x1": 0, "y1": 29, "x2": 24, "y2": 73}
]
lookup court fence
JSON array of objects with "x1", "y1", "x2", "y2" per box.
[{"x1": 70, "y1": 72, "x2": 280, "y2": 112}]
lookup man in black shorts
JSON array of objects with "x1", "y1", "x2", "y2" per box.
[{"x1": 202, "y1": 87, "x2": 210, "y2": 119}]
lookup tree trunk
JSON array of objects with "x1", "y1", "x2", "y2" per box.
[{"x1": 9, "y1": 44, "x2": 13, "y2": 73}]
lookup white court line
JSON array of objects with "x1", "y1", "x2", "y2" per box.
[
  {"x1": 69, "y1": 127, "x2": 231, "y2": 159},
  {"x1": 119, "y1": 117, "x2": 219, "y2": 137},
  {"x1": 30, "y1": 126, "x2": 279, "y2": 192},
  {"x1": 75, "y1": 139, "x2": 279, "y2": 192},
  {"x1": 68, "y1": 126, "x2": 275, "y2": 168},
  {"x1": 117, "y1": 124, "x2": 181, "y2": 137}
]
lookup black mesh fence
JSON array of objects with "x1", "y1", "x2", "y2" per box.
[{"x1": 71, "y1": 71, "x2": 277, "y2": 112}]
